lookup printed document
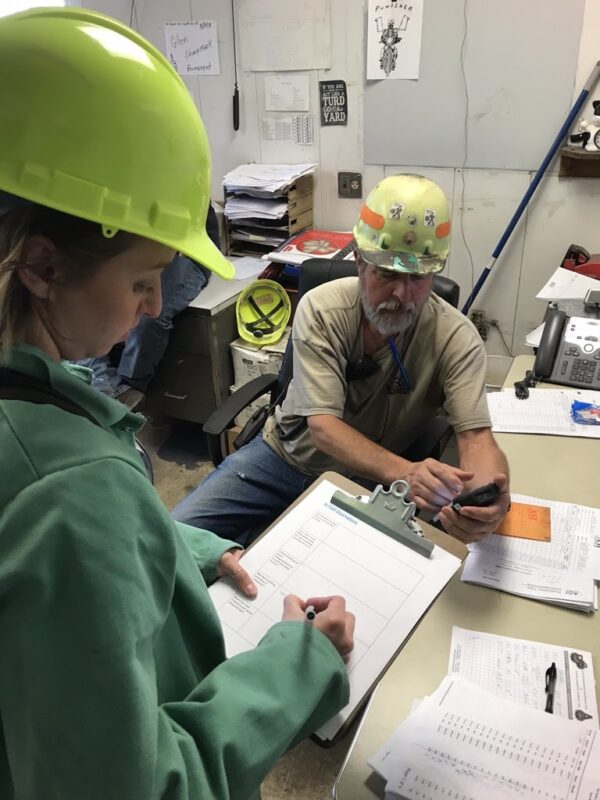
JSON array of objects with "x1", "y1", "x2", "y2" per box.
[
  {"x1": 208, "y1": 479, "x2": 461, "y2": 741},
  {"x1": 369, "y1": 675, "x2": 600, "y2": 800},
  {"x1": 488, "y1": 388, "x2": 600, "y2": 438},
  {"x1": 461, "y1": 493, "x2": 600, "y2": 611},
  {"x1": 449, "y1": 627, "x2": 598, "y2": 725}
]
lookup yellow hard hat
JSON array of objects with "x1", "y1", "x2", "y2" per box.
[
  {"x1": 353, "y1": 174, "x2": 451, "y2": 274},
  {"x1": 236, "y1": 280, "x2": 291, "y2": 347},
  {"x1": 0, "y1": 7, "x2": 234, "y2": 279}
]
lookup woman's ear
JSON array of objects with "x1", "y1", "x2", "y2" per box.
[{"x1": 16, "y1": 235, "x2": 59, "y2": 299}]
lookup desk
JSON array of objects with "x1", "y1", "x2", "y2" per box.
[{"x1": 333, "y1": 354, "x2": 600, "y2": 799}]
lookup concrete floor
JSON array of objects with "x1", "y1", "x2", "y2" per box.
[{"x1": 137, "y1": 411, "x2": 358, "y2": 800}]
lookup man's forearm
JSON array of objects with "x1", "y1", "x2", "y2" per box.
[
  {"x1": 307, "y1": 414, "x2": 409, "y2": 484},
  {"x1": 456, "y1": 428, "x2": 509, "y2": 488}
]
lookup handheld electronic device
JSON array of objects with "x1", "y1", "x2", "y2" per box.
[{"x1": 451, "y1": 482, "x2": 500, "y2": 512}]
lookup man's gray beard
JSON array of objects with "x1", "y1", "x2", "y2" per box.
[{"x1": 359, "y1": 283, "x2": 422, "y2": 337}]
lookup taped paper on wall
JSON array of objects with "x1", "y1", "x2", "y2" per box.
[{"x1": 164, "y1": 21, "x2": 220, "y2": 76}]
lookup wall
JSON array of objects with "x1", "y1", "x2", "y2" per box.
[{"x1": 77, "y1": 0, "x2": 600, "y2": 358}]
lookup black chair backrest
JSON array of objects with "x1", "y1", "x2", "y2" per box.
[{"x1": 271, "y1": 258, "x2": 460, "y2": 402}]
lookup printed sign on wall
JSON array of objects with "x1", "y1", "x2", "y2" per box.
[
  {"x1": 319, "y1": 80, "x2": 348, "y2": 126},
  {"x1": 164, "y1": 21, "x2": 221, "y2": 76}
]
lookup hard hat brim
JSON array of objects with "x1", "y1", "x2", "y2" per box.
[
  {"x1": 179, "y1": 228, "x2": 235, "y2": 280},
  {"x1": 357, "y1": 246, "x2": 446, "y2": 275}
]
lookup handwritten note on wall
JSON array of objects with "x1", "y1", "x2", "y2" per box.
[{"x1": 164, "y1": 21, "x2": 220, "y2": 76}]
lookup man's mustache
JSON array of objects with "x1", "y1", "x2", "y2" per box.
[{"x1": 375, "y1": 300, "x2": 417, "y2": 314}]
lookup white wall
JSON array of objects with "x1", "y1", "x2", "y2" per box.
[{"x1": 78, "y1": 0, "x2": 600, "y2": 357}]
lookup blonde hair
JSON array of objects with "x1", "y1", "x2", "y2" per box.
[{"x1": 0, "y1": 202, "x2": 137, "y2": 361}]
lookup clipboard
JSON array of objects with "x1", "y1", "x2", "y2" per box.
[
  {"x1": 209, "y1": 472, "x2": 467, "y2": 747},
  {"x1": 310, "y1": 474, "x2": 466, "y2": 745}
]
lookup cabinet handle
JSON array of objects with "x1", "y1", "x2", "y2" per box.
[{"x1": 164, "y1": 392, "x2": 188, "y2": 400}]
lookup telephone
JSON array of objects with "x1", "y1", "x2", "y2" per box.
[{"x1": 533, "y1": 309, "x2": 600, "y2": 389}]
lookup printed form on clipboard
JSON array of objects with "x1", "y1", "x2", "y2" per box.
[{"x1": 208, "y1": 478, "x2": 463, "y2": 743}]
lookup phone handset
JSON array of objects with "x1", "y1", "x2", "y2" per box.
[{"x1": 533, "y1": 308, "x2": 567, "y2": 379}]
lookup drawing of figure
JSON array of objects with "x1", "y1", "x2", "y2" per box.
[{"x1": 379, "y1": 19, "x2": 401, "y2": 77}]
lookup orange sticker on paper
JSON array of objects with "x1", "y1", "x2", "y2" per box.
[{"x1": 495, "y1": 502, "x2": 551, "y2": 541}]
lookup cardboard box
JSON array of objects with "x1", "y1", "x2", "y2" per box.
[
  {"x1": 229, "y1": 327, "x2": 290, "y2": 387},
  {"x1": 230, "y1": 385, "x2": 271, "y2": 428},
  {"x1": 226, "y1": 425, "x2": 242, "y2": 455}
]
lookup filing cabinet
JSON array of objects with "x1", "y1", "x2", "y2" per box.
[{"x1": 146, "y1": 295, "x2": 238, "y2": 425}]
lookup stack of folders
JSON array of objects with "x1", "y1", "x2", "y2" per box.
[
  {"x1": 369, "y1": 628, "x2": 600, "y2": 800},
  {"x1": 461, "y1": 493, "x2": 600, "y2": 612}
]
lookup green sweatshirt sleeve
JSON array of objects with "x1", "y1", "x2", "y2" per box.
[
  {"x1": 0, "y1": 459, "x2": 348, "y2": 800},
  {"x1": 174, "y1": 519, "x2": 242, "y2": 583}
]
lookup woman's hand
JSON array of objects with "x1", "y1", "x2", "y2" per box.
[
  {"x1": 282, "y1": 594, "x2": 355, "y2": 663},
  {"x1": 217, "y1": 549, "x2": 257, "y2": 598}
]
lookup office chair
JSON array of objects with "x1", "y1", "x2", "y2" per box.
[{"x1": 203, "y1": 258, "x2": 460, "y2": 466}]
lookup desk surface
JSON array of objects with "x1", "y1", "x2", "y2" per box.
[{"x1": 334, "y1": 354, "x2": 600, "y2": 799}]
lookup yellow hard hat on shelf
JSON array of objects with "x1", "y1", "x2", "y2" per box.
[
  {"x1": 0, "y1": 6, "x2": 234, "y2": 279},
  {"x1": 236, "y1": 280, "x2": 291, "y2": 347}
]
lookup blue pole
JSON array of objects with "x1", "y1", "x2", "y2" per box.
[{"x1": 462, "y1": 62, "x2": 600, "y2": 316}]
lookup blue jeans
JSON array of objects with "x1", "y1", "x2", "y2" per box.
[
  {"x1": 79, "y1": 255, "x2": 209, "y2": 396},
  {"x1": 171, "y1": 435, "x2": 316, "y2": 547}
]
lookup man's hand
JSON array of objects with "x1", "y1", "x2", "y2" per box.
[
  {"x1": 403, "y1": 458, "x2": 474, "y2": 512},
  {"x1": 217, "y1": 549, "x2": 257, "y2": 598},
  {"x1": 436, "y1": 472, "x2": 510, "y2": 543},
  {"x1": 283, "y1": 594, "x2": 355, "y2": 663}
]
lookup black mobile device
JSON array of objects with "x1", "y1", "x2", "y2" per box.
[{"x1": 451, "y1": 482, "x2": 500, "y2": 512}]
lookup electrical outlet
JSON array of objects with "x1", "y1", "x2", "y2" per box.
[
  {"x1": 469, "y1": 309, "x2": 490, "y2": 341},
  {"x1": 338, "y1": 172, "x2": 362, "y2": 199}
]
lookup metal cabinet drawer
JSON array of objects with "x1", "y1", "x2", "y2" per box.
[
  {"x1": 168, "y1": 313, "x2": 212, "y2": 357},
  {"x1": 151, "y1": 352, "x2": 219, "y2": 424}
]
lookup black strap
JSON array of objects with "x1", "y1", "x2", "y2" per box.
[
  {"x1": 0, "y1": 367, "x2": 98, "y2": 425},
  {"x1": 244, "y1": 296, "x2": 285, "y2": 335}
]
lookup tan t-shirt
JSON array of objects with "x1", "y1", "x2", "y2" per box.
[{"x1": 263, "y1": 277, "x2": 491, "y2": 477}]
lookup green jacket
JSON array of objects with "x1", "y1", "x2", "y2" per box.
[{"x1": 0, "y1": 345, "x2": 348, "y2": 800}]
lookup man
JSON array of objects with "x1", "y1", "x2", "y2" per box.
[
  {"x1": 77, "y1": 204, "x2": 219, "y2": 408},
  {"x1": 173, "y1": 175, "x2": 510, "y2": 545}
]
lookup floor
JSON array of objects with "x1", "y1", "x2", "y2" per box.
[{"x1": 137, "y1": 410, "x2": 356, "y2": 799}]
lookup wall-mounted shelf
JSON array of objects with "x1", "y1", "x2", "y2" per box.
[{"x1": 559, "y1": 146, "x2": 600, "y2": 177}]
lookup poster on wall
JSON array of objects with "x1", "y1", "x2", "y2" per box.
[
  {"x1": 366, "y1": 0, "x2": 423, "y2": 80},
  {"x1": 164, "y1": 21, "x2": 220, "y2": 76},
  {"x1": 238, "y1": 0, "x2": 331, "y2": 71},
  {"x1": 319, "y1": 80, "x2": 348, "y2": 126}
]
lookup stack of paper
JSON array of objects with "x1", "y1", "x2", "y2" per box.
[
  {"x1": 537, "y1": 265, "x2": 599, "y2": 301},
  {"x1": 224, "y1": 196, "x2": 288, "y2": 221},
  {"x1": 369, "y1": 675, "x2": 600, "y2": 800},
  {"x1": 449, "y1": 627, "x2": 598, "y2": 725},
  {"x1": 223, "y1": 163, "x2": 316, "y2": 197},
  {"x1": 461, "y1": 493, "x2": 600, "y2": 611},
  {"x1": 488, "y1": 388, "x2": 600, "y2": 438}
]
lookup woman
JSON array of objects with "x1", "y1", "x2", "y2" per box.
[{"x1": 0, "y1": 8, "x2": 354, "y2": 800}]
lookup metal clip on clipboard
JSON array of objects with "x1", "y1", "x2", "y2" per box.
[{"x1": 330, "y1": 479, "x2": 434, "y2": 558}]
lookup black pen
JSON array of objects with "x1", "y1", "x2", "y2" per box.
[
  {"x1": 545, "y1": 662, "x2": 557, "y2": 713},
  {"x1": 305, "y1": 605, "x2": 316, "y2": 621}
]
